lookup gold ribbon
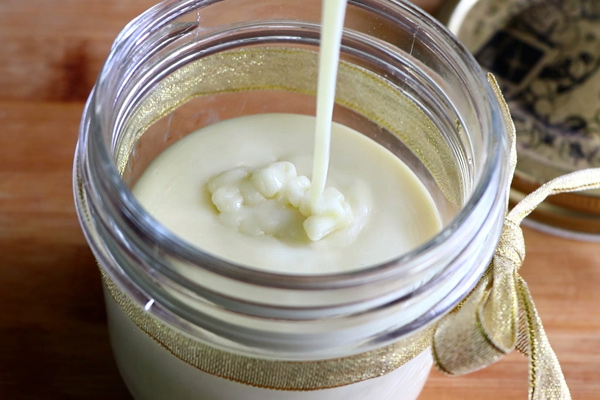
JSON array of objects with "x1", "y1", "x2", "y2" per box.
[
  {"x1": 101, "y1": 266, "x2": 433, "y2": 390},
  {"x1": 432, "y1": 75, "x2": 600, "y2": 399}
]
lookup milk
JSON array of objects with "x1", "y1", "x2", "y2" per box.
[
  {"x1": 111, "y1": 1, "x2": 442, "y2": 399},
  {"x1": 311, "y1": 0, "x2": 347, "y2": 204},
  {"x1": 132, "y1": 113, "x2": 441, "y2": 274}
]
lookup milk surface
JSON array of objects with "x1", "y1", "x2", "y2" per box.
[{"x1": 133, "y1": 113, "x2": 441, "y2": 274}]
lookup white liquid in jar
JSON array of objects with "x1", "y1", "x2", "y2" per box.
[
  {"x1": 112, "y1": 1, "x2": 441, "y2": 399},
  {"x1": 125, "y1": 113, "x2": 441, "y2": 398},
  {"x1": 132, "y1": 113, "x2": 441, "y2": 274}
]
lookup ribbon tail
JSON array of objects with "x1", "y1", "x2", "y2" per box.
[
  {"x1": 508, "y1": 168, "x2": 600, "y2": 226},
  {"x1": 504, "y1": 167, "x2": 600, "y2": 400},
  {"x1": 516, "y1": 276, "x2": 571, "y2": 400}
]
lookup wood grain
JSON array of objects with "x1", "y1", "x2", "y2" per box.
[
  {"x1": 1, "y1": 0, "x2": 599, "y2": 399},
  {"x1": 0, "y1": 0, "x2": 153, "y2": 101}
]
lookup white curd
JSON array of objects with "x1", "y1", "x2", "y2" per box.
[{"x1": 207, "y1": 161, "x2": 354, "y2": 242}]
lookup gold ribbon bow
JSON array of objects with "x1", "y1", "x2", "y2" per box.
[{"x1": 432, "y1": 75, "x2": 600, "y2": 400}]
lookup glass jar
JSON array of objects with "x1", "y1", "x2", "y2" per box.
[{"x1": 73, "y1": 1, "x2": 511, "y2": 399}]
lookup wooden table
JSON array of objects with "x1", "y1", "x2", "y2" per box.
[{"x1": 1, "y1": 1, "x2": 599, "y2": 399}]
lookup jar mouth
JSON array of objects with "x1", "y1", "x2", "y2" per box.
[
  {"x1": 76, "y1": 0, "x2": 509, "y2": 355},
  {"x1": 85, "y1": 0, "x2": 508, "y2": 289}
]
